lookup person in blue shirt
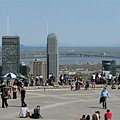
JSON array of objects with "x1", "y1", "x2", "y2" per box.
[
  {"x1": 100, "y1": 87, "x2": 110, "y2": 109},
  {"x1": 31, "y1": 105, "x2": 43, "y2": 119}
]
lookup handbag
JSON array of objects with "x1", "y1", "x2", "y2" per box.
[{"x1": 99, "y1": 97, "x2": 105, "y2": 104}]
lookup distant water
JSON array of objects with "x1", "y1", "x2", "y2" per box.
[
  {"x1": 1, "y1": 47, "x2": 120, "y2": 65},
  {"x1": 19, "y1": 57, "x2": 120, "y2": 65},
  {"x1": 18, "y1": 47, "x2": 120, "y2": 65},
  {"x1": 0, "y1": 57, "x2": 120, "y2": 65}
]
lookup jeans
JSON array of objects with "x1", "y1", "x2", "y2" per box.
[
  {"x1": 102, "y1": 97, "x2": 107, "y2": 109},
  {"x1": 2, "y1": 98, "x2": 8, "y2": 108},
  {"x1": 21, "y1": 97, "x2": 26, "y2": 107}
]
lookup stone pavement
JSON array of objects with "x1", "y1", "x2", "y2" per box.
[{"x1": 0, "y1": 85, "x2": 120, "y2": 120}]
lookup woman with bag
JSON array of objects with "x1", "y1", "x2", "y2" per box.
[{"x1": 1, "y1": 88, "x2": 8, "y2": 108}]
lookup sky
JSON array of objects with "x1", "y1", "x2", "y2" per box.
[{"x1": 0, "y1": 0, "x2": 120, "y2": 47}]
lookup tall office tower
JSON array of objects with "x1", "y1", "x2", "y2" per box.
[
  {"x1": 47, "y1": 33, "x2": 59, "y2": 81},
  {"x1": 2, "y1": 36, "x2": 20, "y2": 75},
  {"x1": 30, "y1": 59, "x2": 46, "y2": 80}
]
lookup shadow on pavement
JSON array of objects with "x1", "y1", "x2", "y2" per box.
[{"x1": 87, "y1": 106, "x2": 103, "y2": 109}]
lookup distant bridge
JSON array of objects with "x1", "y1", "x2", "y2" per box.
[
  {"x1": 19, "y1": 53, "x2": 120, "y2": 59},
  {"x1": 59, "y1": 53, "x2": 120, "y2": 59}
]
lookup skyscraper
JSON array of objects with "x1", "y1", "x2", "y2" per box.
[
  {"x1": 2, "y1": 36, "x2": 20, "y2": 75},
  {"x1": 47, "y1": 33, "x2": 59, "y2": 80}
]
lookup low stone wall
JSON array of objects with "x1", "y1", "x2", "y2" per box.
[{"x1": 25, "y1": 84, "x2": 105, "y2": 90}]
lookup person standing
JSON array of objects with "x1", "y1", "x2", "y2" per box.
[
  {"x1": 100, "y1": 87, "x2": 110, "y2": 109},
  {"x1": 7, "y1": 88, "x2": 11, "y2": 99},
  {"x1": 1, "y1": 88, "x2": 8, "y2": 108},
  {"x1": 12, "y1": 84, "x2": 18, "y2": 99},
  {"x1": 104, "y1": 109, "x2": 112, "y2": 120},
  {"x1": 30, "y1": 74, "x2": 34, "y2": 86},
  {"x1": 91, "y1": 73, "x2": 96, "y2": 89},
  {"x1": 108, "y1": 73, "x2": 112, "y2": 85},
  {"x1": 20, "y1": 87, "x2": 26, "y2": 107}
]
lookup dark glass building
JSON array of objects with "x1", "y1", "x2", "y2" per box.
[
  {"x1": 102, "y1": 60, "x2": 116, "y2": 75},
  {"x1": 2, "y1": 36, "x2": 20, "y2": 75},
  {"x1": 20, "y1": 64, "x2": 29, "y2": 76},
  {"x1": 47, "y1": 33, "x2": 59, "y2": 80}
]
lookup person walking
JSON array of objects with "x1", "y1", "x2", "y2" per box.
[
  {"x1": 20, "y1": 87, "x2": 26, "y2": 107},
  {"x1": 100, "y1": 87, "x2": 110, "y2": 109},
  {"x1": 1, "y1": 88, "x2": 8, "y2": 108},
  {"x1": 104, "y1": 109, "x2": 112, "y2": 120}
]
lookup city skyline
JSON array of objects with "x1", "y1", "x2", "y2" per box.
[{"x1": 1, "y1": 1, "x2": 120, "y2": 47}]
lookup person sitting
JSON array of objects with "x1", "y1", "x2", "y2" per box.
[
  {"x1": 19, "y1": 104, "x2": 30, "y2": 118},
  {"x1": 104, "y1": 109, "x2": 112, "y2": 120},
  {"x1": 118, "y1": 84, "x2": 120, "y2": 89},
  {"x1": 30, "y1": 105, "x2": 43, "y2": 119},
  {"x1": 80, "y1": 115, "x2": 86, "y2": 120},
  {"x1": 86, "y1": 115, "x2": 90, "y2": 120},
  {"x1": 85, "y1": 80, "x2": 90, "y2": 90},
  {"x1": 71, "y1": 80, "x2": 75, "y2": 91},
  {"x1": 92, "y1": 111, "x2": 100, "y2": 120}
]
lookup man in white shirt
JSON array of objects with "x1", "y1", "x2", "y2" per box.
[
  {"x1": 19, "y1": 104, "x2": 30, "y2": 118},
  {"x1": 108, "y1": 73, "x2": 112, "y2": 84}
]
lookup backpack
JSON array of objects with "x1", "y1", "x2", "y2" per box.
[{"x1": 1, "y1": 91, "x2": 7, "y2": 98}]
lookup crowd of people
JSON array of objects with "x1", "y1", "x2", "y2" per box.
[
  {"x1": 14, "y1": 72, "x2": 120, "y2": 90},
  {"x1": 0, "y1": 71, "x2": 117, "y2": 119},
  {"x1": 69, "y1": 72, "x2": 120, "y2": 91},
  {"x1": 0, "y1": 78, "x2": 43, "y2": 119}
]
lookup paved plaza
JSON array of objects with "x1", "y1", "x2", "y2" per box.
[{"x1": 0, "y1": 86, "x2": 120, "y2": 120}]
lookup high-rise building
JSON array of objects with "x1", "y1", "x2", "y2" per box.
[
  {"x1": 30, "y1": 59, "x2": 46, "y2": 80},
  {"x1": 20, "y1": 62, "x2": 30, "y2": 76},
  {"x1": 47, "y1": 33, "x2": 59, "y2": 80},
  {"x1": 2, "y1": 36, "x2": 20, "y2": 75}
]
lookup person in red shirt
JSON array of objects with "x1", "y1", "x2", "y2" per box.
[{"x1": 104, "y1": 109, "x2": 112, "y2": 120}]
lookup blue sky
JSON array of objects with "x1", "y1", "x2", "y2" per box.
[{"x1": 0, "y1": 0, "x2": 120, "y2": 47}]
